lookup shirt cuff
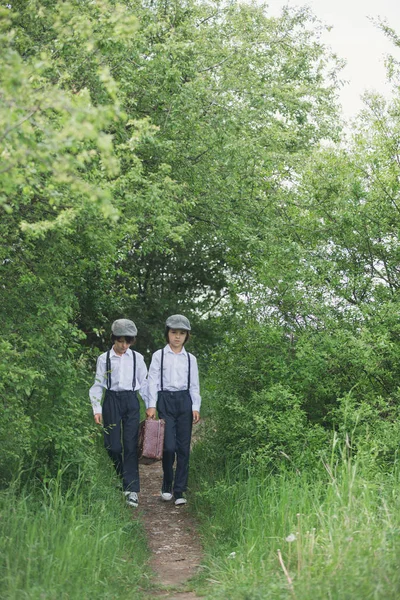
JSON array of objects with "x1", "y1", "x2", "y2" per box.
[{"x1": 92, "y1": 401, "x2": 102, "y2": 415}]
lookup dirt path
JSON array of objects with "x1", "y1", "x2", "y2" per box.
[{"x1": 138, "y1": 459, "x2": 204, "y2": 599}]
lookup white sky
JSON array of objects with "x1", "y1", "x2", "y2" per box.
[{"x1": 264, "y1": 0, "x2": 400, "y2": 119}]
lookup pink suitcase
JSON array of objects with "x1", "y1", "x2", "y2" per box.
[{"x1": 138, "y1": 419, "x2": 165, "y2": 461}]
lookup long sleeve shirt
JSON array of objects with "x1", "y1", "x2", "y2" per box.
[
  {"x1": 143, "y1": 344, "x2": 201, "y2": 412},
  {"x1": 89, "y1": 347, "x2": 148, "y2": 415}
]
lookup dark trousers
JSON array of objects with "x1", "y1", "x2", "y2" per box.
[
  {"x1": 157, "y1": 390, "x2": 193, "y2": 493},
  {"x1": 102, "y1": 390, "x2": 140, "y2": 492}
]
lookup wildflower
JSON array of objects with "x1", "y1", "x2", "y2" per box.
[
  {"x1": 285, "y1": 533, "x2": 296, "y2": 543},
  {"x1": 228, "y1": 551, "x2": 236, "y2": 559}
]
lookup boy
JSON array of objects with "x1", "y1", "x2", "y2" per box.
[
  {"x1": 89, "y1": 318, "x2": 147, "y2": 507},
  {"x1": 144, "y1": 314, "x2": 201, "y2": 506}
]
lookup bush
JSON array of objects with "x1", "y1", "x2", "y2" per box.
[
  {"x1": 209, "y1": 382, "x2": 327, "y2": 472},
  {"x1": 0, "y1": 322, "x2": 98, "y2": 486},
  {"x1": 332, "y1": 391, "x2": 400, "y2": 473},
  {"x1": 201, "y1": 315, "x2": 400, "y2": 475}
]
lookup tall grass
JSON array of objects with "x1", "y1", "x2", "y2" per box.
[
  {"x1": 0, "y1": 457, "x2": 150, "y2": 600},
  {"x1": 191, "y1": 437, "x2": 400, "y2": 599}
]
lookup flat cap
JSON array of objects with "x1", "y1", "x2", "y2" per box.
[
  {"x1": 111, "y1": 319, "x2": 137, "y2": 337},
  {"x1": 165, "y1": 314, "x2": 191, "y2": 331}
]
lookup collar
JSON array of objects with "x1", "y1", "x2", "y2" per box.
[
  {"x1": 164, "y1": 344, "x2": 187, "y2": 356},
  {"x1": 110, "y1": 347, "x2": 132, "y2": 358}
]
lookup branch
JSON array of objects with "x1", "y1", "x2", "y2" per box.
[
  {"x1": 196, "y1": 11, "x2": 221, "y2": 27},
  {"x1": 198, "y1": 54, "x2": 234, "y2": 73},
  {"x1": 197, "y1": 291, "x2": 230, "y2": 318},
  {"x1": 187, "y1": 148, "x2": 211, "y2": 163},
  {"x1": 0, "y1": 107, "x2": 40, "y2": 142}
]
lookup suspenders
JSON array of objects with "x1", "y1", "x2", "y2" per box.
[
  {"x1": 106, "y1": 350, "x2": 136, "y2": 391},
  {"x1": 160, "y1": 349, "x2": 191, "y2": 391}
]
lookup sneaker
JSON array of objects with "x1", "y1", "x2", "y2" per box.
[
  {"x1": 161, "y1": 483, "x2": 173, "y2": 502},
  {"x1": 124, "y1": 491, "x2": 139, "y2": 507},
  {"x1": 174, "y1": 492, "x2": 187, "y2": 506}
]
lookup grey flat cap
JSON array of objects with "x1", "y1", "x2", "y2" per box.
[
  {"x1": 165, "y1": 314, "x2": 191, "y2": 331},
  {"x1": 111, "y1": 319, "x2": 137, "y2": 337}
]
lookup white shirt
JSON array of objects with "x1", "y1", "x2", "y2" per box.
[
  {"x1": 89, "y1": 347, "x2": 148, "y2": 415},
  {"x1": 144, "y1": 344, "x2": 201, "y2": 412}
]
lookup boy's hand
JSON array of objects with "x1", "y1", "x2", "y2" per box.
[
  {"x1": 193, "y1": 411, "x2": 200, "y2": 424},
  {"x1": 94, "y1": 413, "x2": 103, "y2": 425},
  {"x1": 146, "y1": 407, "x2": 156, "y2": 419}
]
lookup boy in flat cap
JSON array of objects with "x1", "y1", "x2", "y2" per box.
[
  {"x1": 144, "y1": 314, "x2": 201, "y2": 506},
  {"x1": 89, "y1": 319, "x2": 147, "y2": 507}
]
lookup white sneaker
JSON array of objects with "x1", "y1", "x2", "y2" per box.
[
  {"x1": 161, "y1": 491, "x2": 173, "y2": 501},
  {"x1": 124, "y1": 491, "x2": 138, "y2": 507},
  {"x1": 174, "y1": 493, "x2": 187, "y2": 506}
]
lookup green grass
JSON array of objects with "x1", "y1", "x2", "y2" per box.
[
  {"x1": 0, "y1": 456, "x2": 150, "y2": 600},
  {"x1": 191, "y1": 439, "x2": 400, "y2": 599}
]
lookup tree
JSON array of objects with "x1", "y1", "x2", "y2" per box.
[
  {"x1": 0, "y1": 0, "x2": 186, "y2": 481},
  {"x1": 96, "y1": 0, "x2": 342, "y2": 350},
  {"x1": 0, "y1": 0, "x2": 343, "y2": 481}
]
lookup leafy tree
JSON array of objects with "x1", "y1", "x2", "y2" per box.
[
  {"x1": 0, "y1": 0, "x2": 185, "y2": 481},
  {"x1": 202, "y1": 48, "x2": 400, "y2": 470},
  {"x1": 86, "y1": 0, "x2": 343, "y2": 350},
  {"x1": 0, "y1": 0, "x2": 344, "y2": 482}
]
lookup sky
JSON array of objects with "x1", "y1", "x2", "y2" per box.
[{"x1": 264, "y1": 0, "x2": 400, "y2": 120}]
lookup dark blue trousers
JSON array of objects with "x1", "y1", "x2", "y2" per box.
[
  {"x1": 157, "y1": 390, "x2": 193, "y2": 494},
  {"x1": 102, "y1": 390, "x2": 140, "y2": 492}
]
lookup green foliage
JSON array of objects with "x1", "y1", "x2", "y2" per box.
[
  {"x1": 0, "y1": 0, "x2": 195, "y2": 481},
  {"x1": 0, "y1": 319, "x2": 98, "y2": 483},
  {"x1": 2, "y1": 1, "x2": 400, "y2": 596},
  {"x1": 202, "y1": 303, "x2": 400, "y2": 472},
  {"x1": 244, "y1": 385, "x2": 322, "y2": 468},
  {"x1": 0, "y1": 342, "x2": 34, "y2": 482},
  {"x1": 198, "y1": 65, "x2": 400, "y2": 471},
  {"x1": 1, "y1": 0, "x2": 345, "y2": 483},
  {"x1": 333, "y1": 392, "x2": 400, "y2": 472},
  {"x1": 2, "y1": 0, "x2": 398, "y2": 493},
  {"x1": 89, "y1": 0, "x2": 342, "y2": 349}
]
